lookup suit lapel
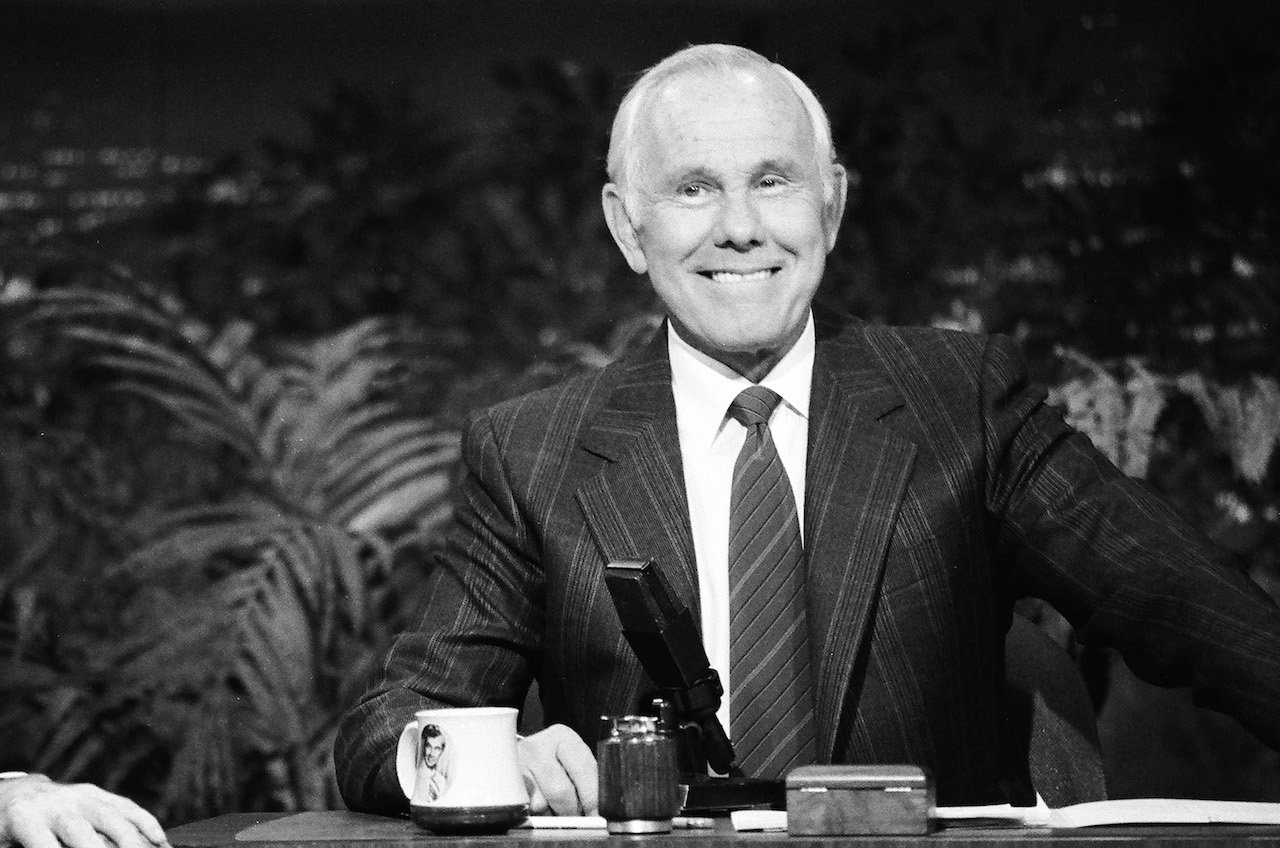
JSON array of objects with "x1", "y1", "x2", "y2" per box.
[
  {"x1": 805, "y1": 328, "x2": 917, "y2": 762},
  {"x1": 575, "y1": 328, "x2": 700, "y2": 618}
]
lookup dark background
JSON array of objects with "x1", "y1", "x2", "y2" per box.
[{"x1": 9, "y1": 0, "x2": 1277, "y2": 156}]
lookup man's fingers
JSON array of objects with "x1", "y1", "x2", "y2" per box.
[
  {"x1": 525, "y1": 784, "x2": 549, "y2": 815},
  {"x1": 6, "y1": 815, "x2": 61, "y2": 848},
  {"x1": 60, "y1": 784, "x2": 164, "y2": 848},
  {"x1": 554, "y1": 733, "x2": 598, "y2": 815},
  {"x1": 55, "y1": 815, "x2": 111, "y2": 848},
  {"x1": 105, "y1": 795, "x2": 168, "y2": 846},
  {"x1": 528, "y1": 754, "x2": 581, "y2": 815},
  {"x1": 88, "y1": 812, "x2": 150, "y2": 848},
  {"x1": 519, "y1": 741, "x2": 558, "y2": 814},
  {"x1": 136, "y1": 812, "x2": 169, "y2": 847},
  {"x1": 518, "y1": 724, "x2": 598, "y2": 816}
]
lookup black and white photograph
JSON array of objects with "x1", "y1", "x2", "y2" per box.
[{"x1": 2, "y1": 0, "x2": 1278, "y2": 843}]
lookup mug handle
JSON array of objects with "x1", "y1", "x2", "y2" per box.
[{"x1": 395, "y1": 721, "x2": 418, "y2": 801}]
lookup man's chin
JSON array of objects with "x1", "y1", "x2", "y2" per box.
[
  {"x1": 705, "y1": 331, "x2": 792, "y2": 357},
  {"x1": 686, "y1": 322, "x2": 778, "y2": 352},
  {"x1": 691, "y1": 336, "x2": 773, "y2": 359}
]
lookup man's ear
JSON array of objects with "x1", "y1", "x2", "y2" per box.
[
  {"x1": 602, "y1": 183, "x2": 648, "y2": 275},
  {"x1": 822, "y1": 164, "x2": 849, "y2": 252}
]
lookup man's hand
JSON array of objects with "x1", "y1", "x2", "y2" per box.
[
  {"x1": 517, "y1": 724, "x2": 597, "y2": 815},
  {"x1": 0, "y1": 775, "x2": 168, "y2": 848}
]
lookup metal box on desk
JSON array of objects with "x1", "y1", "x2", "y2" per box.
[{"x1": 786, "y1": 764, "x2": 933, "y2": 835}]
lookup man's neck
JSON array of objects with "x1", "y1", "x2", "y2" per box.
[{"x1": 669, "y1": 318, "x2": 807, "y2": 383}]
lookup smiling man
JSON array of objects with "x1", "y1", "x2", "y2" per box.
[{"x1": 335, "y1": 44, "x2": 1280, "y2": 817}]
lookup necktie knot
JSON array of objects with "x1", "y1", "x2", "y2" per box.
[{"x1": 728, "y1": 386, "x2": 782, "y2": 428}]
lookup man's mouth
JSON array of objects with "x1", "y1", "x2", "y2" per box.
[{"x1": 700, "y1": 268, "x2": 778, "y2": 284}]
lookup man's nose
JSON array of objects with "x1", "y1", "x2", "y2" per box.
[{"x1": 713, "y1": 191, "x2": 764, "y2": 249}]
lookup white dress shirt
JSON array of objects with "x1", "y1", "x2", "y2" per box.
[{"x1": 668, "y1": 315, "x2": 814, "y2": 741}]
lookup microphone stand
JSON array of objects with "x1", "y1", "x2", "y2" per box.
[{"x1": 604, "y1": 559, "x2": 785, "y2": 812}]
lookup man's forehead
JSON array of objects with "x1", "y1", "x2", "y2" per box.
[
  {"x1": 638, "y1": 66, "x2": 816, "y2": 170},
  {"x1": 649, "y1": 65, "x2": 803, "y2": 125}
]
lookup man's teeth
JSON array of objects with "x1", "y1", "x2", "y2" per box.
[{"x1": 708, "y1": 269, "x2": 773, "y2": 283}]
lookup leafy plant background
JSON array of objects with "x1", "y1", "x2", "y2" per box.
[{"x1": 2, "y1": 8, "x2": 1279, "y2": 822}]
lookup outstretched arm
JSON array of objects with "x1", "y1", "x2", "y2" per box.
[{"x1": 978, "y1": 334, "x2": 1280, "y2": 750}]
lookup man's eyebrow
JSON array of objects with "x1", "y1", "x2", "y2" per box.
[
  {"x1": 756, "y1": 157, "x2": 805, "y2": 176},
  {"x1": 666, "y1": 166, "x2": 718, "y2": 185}
]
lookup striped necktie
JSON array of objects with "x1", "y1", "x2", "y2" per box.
[{"x1": 726, "y1": 385, "x2": 816, "y2": 778}]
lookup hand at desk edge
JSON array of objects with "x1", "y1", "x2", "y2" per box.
[{"x1": 0, "y1": 774, "x2": 169, "y2": 848}]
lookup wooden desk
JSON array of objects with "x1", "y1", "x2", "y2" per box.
[{"x1": 167, "y1": 811, "x2": 1280, "y2": 848}]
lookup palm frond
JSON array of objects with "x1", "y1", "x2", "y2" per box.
[
  {"x1": 327, "y1": 429, "x2": 458, "y2": 520},
  {"x1": 338, "y1": 459, "x2": 455, "y2": 531},
  {"x1": 107, "y1": 382, "x2": 264, "y2": 463},
  {"x1": 66, "y1": 329, "x2": 246, "y2": 411}
]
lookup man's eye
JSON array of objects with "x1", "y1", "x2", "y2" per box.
[
  {"x1": 678, "y1": 183, "x2": 707, "y2": 197},
  {"x1": 758, "y1": 175, "x2": 787, "y2": 189}
]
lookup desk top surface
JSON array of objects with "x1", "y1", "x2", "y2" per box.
[{"x1": 167, "y1": 811, "x2": 1280, "y2": 848}]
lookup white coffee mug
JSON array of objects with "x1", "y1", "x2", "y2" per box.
[{"x1": 396, "y1": 706, "x2": 528, "y2": 834}]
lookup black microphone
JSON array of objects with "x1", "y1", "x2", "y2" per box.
[{"x1": 603, "y1": 558, "x2": 737, "y2": 775}]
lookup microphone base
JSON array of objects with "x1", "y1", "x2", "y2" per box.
[{"x1": 681, "y1": 776, "x2": 785, "y2": 814}]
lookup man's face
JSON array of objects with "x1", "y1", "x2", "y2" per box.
[
  {"x1": 424, "y1": 736, "x2": 445, "y2": 768},
  {"x1": 605, "y1": 66, "x2": 845, "y2": 365}
]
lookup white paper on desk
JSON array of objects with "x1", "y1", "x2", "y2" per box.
[
  {"x1": 730, "y1": 810, "x2": 787, "y2": 832},
  {"x1": 934, "y1": 798, "x2": 1280, "y2": 829},
  {"x1": 729, "y1": 798, "x2": 1280, "y2": 832},
  {"x1": 932, "y1": 802, "x2": 1049, "y2": 827},
  {"x1": 1045, "y1": 799, "x2": 1280, "y2": 828}
]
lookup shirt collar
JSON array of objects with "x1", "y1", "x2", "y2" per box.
[{"x1": 668, "y1": 314, "x2": 815, "y2": 449}]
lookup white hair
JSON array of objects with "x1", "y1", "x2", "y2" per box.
[{"x1": 606, "y1": 44, "x2": 838, "y2": 216}]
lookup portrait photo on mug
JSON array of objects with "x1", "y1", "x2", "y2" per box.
[{"x1": 417, "y1": 723, "x2": 452, "y2": 801}]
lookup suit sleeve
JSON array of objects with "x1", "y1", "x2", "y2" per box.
[
  {"x1": 979, "y1": 334, "x2": 1280, "y2": 750},
  {"x1": 334, "y1": 409, "x2": 545, "y2": 814}
]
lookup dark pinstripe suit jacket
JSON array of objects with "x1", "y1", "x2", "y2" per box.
[{"x1": 335, "y1": 317, "x2": 1280, "y2": 813}]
